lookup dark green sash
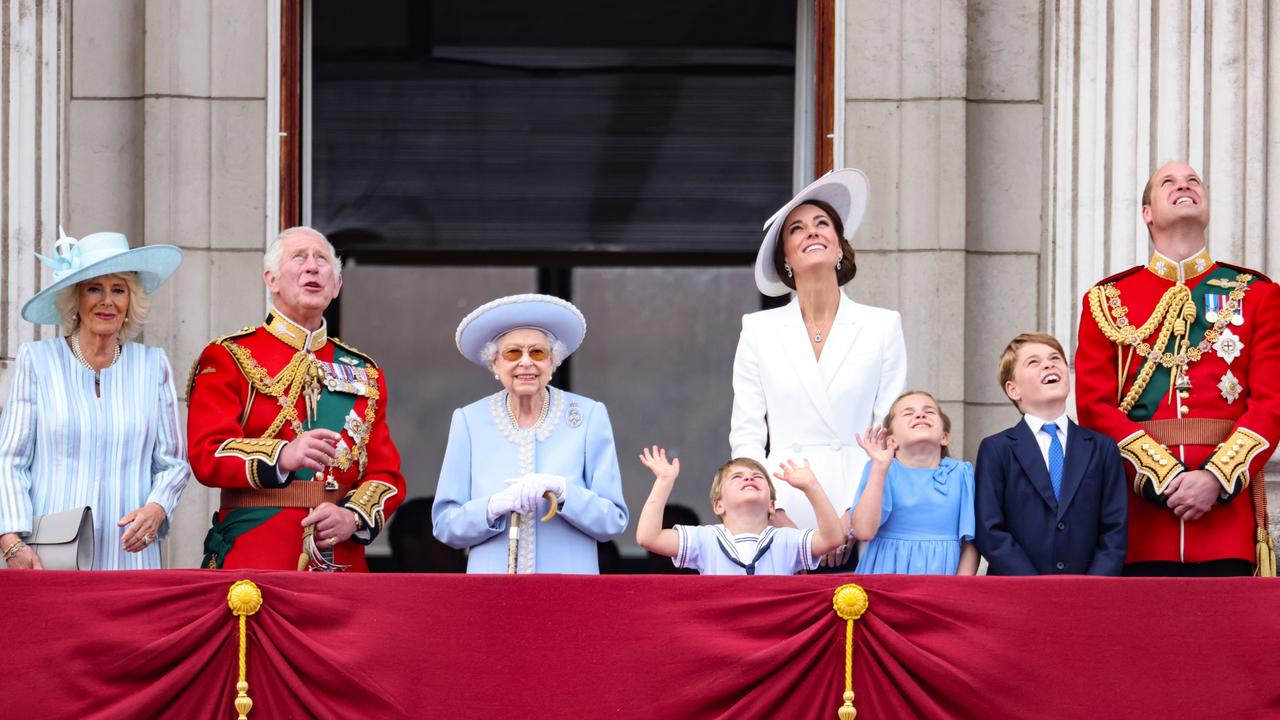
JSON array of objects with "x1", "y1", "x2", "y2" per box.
[{"x1": 201, "y1": 508, "x2": 280, "y2": 568}]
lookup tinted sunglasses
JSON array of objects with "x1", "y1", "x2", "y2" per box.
[{"x1": 500, "y1": 346, "x2": 550, "y2": 362}]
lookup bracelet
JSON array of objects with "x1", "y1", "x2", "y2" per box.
[
  {"x1": 3, "y1": 539, "x2": 26, "y2": 560},
  {"x1": 349, "y1": 509, "x2": 365, "y2": 533}
]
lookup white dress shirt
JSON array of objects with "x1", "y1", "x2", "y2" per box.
[{"x1": 1022, "y1": 412, "x2": 1070, "y2": 469}]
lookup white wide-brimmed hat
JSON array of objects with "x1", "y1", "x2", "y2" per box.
[
  {"x1": 455, "y1": 293, "x2": 587, "y2": 368},
  {"x1": 20, "y1": 229, "x2": 184, "y2": 325},
  {"x1": 754, "y1": 168, "x2": 869, "y2": 296}
]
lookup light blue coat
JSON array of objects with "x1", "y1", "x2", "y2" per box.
[{"x1": 432, "y1": 388, "x2": 628, "y2": 573}]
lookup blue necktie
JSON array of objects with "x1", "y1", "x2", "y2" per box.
[{"x1": 1042, "y1": 422, "x2": 1064, "y2": 500}]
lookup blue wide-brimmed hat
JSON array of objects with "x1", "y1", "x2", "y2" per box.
[
  {"x1": 754, "y1": 168, "x2": 869, "y2": 296},
  {"x1": 20, "y1": 229, "x2": 184, "y2": 325},
  {"x1": 455, "y1": 293, "x2": 587, "y2": 368}
]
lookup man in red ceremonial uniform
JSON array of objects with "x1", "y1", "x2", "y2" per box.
[
  {"x1": 188, "y1": 226, "x2": 404, "y2": 571},
  {"x1": 1077, "y1": 162, "x2": 1280, "y2": 576}
]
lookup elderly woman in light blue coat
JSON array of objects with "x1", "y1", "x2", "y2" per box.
[{"x1": 432, "y1": 294, "x2": 628, "y2": 573}]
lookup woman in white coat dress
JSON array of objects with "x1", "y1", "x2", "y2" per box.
[{"x1": 730, "y1": 169, "x2": 907, "y2": 569}]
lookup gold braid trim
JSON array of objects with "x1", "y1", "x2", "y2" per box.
[
  {"x1": 1117, "y1": 430, "x2": 1184, "y2": 494},
  {"x1": 1205, "y1": 427, "x2": 1269, "y2": 495},
  {"x1": 222, "y1": 341, "x2": 322, "y2": 439},
  {"x1": 1087, "y1": 284, "x2": 1188, "y2": 413},
  {"x1": 344, "y1": 480, "x2": 398, "y2": 532},
  {"x1": 216, "y1": 438, "x2": 287, "y2": 464},
  {"x1": 1087, "y1": 275, "x2": 1254, "y2": 414}
]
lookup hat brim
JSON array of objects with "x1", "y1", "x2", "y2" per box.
[
  {"x1": 456, "y1": 294, "x2": 587, "y2": 368},
  {"x1": 754, "y1": 169, "x2": 869, "y2": 296},
  {"x1": 20, "y1": 245, "x2": 184, "y2": 325}
]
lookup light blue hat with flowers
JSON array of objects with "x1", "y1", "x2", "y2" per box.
[
  {"x1": 455, "y1": 293, "x2": 586, "y2": 368},
  {"x1": 20, "y1": 228, "x2": 184, "y2": 325}
]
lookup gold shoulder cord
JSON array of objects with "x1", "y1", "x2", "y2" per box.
[
  {"x1": 222, "y1": 341, "x2": 319, "y2": 439},
  {"x1": 222, "y1": 340, "x2": 382, "y2": 475},
  {"x1": 1087, "y1": 274, "x2": 1253, "y2": 413},
  {"x1": 1087, "y1": 284, "x2": 1189, "y2": 413}
]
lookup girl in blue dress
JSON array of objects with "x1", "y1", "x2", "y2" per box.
[{"x1": 849, "y1": 390, "x2": 978, "y2": 575}]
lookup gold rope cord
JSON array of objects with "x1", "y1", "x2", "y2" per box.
[
  {"x1": 224, "y1": 342, "x2": 315, "y2": 438},
  {"x1": 227, "y1": 580, "x2": 264, "y2": 720},
  {"x1": 832, "y1": 584, "x2": 868, "y2": 720},
  {"x1": 1087, "y1": 276, "x2": 1253, "y2": 414}
]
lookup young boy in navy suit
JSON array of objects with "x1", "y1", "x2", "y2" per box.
[{"x1": 974, "y1": 333, "x2": 1128, "y2": 575}]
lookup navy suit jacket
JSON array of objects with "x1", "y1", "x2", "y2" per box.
[{"x1": 974, "y1": 418, "x2": 1127, "y2": 575}]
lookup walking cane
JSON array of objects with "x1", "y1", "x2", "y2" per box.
[{"x1": 507, "y1": 491, "x2": 560, "y2": 574}]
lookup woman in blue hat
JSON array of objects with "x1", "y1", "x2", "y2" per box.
[
  {"x1": 0, "y1": 229, "x2": 190, "y2": 570},
  {"x1": 432, "y1": 294, "x2": 628, "y2": 573}
]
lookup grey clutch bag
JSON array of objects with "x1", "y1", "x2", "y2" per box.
[{"x1": 28, "y1": 506, "x2": 95, "y2": 570}]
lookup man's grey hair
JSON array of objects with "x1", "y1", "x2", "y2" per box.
[
  {"x1": 481, "y1": 328, "x2": 569, "y2": 370},
  {"x1": 264, "y1": 226, "x2": 343, "y2": 279}
]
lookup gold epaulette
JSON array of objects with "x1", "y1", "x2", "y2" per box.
[
  {"x1": 1206, "y1": 427, "x2": 1270, "y2": 495},
  {"x1": 330, "y1": 336, "x2": 378, "y2": 368},
  {"x1": 1118, "y1": 429, "x2": 1185, "y2": 494},
  {"x1": 187, "y1": 327, "x2": 258, "y2": 400},
  {"x1": 212, "y1": 326, "x2": 258, "y2": 345}
]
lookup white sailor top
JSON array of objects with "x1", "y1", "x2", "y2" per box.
[{"x1": 673, "y1": 523, "x2": 819, "y2": 575}]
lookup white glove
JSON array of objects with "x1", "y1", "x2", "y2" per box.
[
  {"x1": 486, "y1": 479, "x2": 532, "y2": 523},
  {"x1": 524, "y1": 473, "x2": 567, "y2": 502}
]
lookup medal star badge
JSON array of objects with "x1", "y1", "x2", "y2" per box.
[
  {"x1": 1212, "y1": 327, "x2": 1244, "y2": 364},
  {"x1": 1218, "y1": 369, "x2": 1243, "y2": 404}
]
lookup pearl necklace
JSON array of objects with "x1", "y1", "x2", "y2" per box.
[
  {"x1": 70, "y1": 333, "x2": 121, "y2": 389},
  {"x1": 506, "y1": 389, "x2": 549, "y2": 430}
]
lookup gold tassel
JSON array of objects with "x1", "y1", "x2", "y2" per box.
[
  {"x1": 227, "y1": 580, "x2": 264, "y2": 720},
  {"x1": 832, "y1": 584, "x2": 869, "y2": 720},
  {"x1": 1255, "y1": 528, "x2": 1276, "y2": 578}
]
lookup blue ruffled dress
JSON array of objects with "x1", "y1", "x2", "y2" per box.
[{"x1": 851, "y1": 456, "x2": 975, "y2": 575}]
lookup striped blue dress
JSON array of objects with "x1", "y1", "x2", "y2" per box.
[{"x1": 0, "y1": 338, "x2": 189, "y2": 569}]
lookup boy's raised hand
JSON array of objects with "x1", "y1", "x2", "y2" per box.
[
  {"x1": 639, "y1": 445, "x2": 680, "y2": 484},
  {"x1": 773, "y1": 458, "x2": 818, "y2": 491},
  {"x1": 855, "y1": 424, "x2": 896, "y2": 465}
]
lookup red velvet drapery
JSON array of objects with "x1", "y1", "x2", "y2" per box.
[{"x1": 3, "y1": 571, "x2": 1278, "y2": 719}]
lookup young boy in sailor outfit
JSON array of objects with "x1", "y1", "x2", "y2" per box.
[{"x1": 636, "y1": 447, "x2": 844, "y2": 575}]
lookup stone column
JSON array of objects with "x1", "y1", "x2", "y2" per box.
[
  {"x1": 962, "y1": 0, "x2": 1045, "y2": 455},
  {"x1": 1, "y1": 0, "x2": 62, "y2": 403},
  {"x1": 842, "y1": 0, "x2": 970, "y2": 445},
  {"x1": 841, "y1": 1, "x2": 1047, "y2": 457}
]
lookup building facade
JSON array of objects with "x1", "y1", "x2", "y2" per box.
[{"x1": 2, "y1": 0, "x2": 1278, "y2": 565}]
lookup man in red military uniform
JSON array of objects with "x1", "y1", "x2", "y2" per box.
[
  {"x1": 188, "y1": 226, "x2": 404, "y2": 571},
  {"x1": 1077, "y1": 161, "x2": 1279, "y2": 576}
]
